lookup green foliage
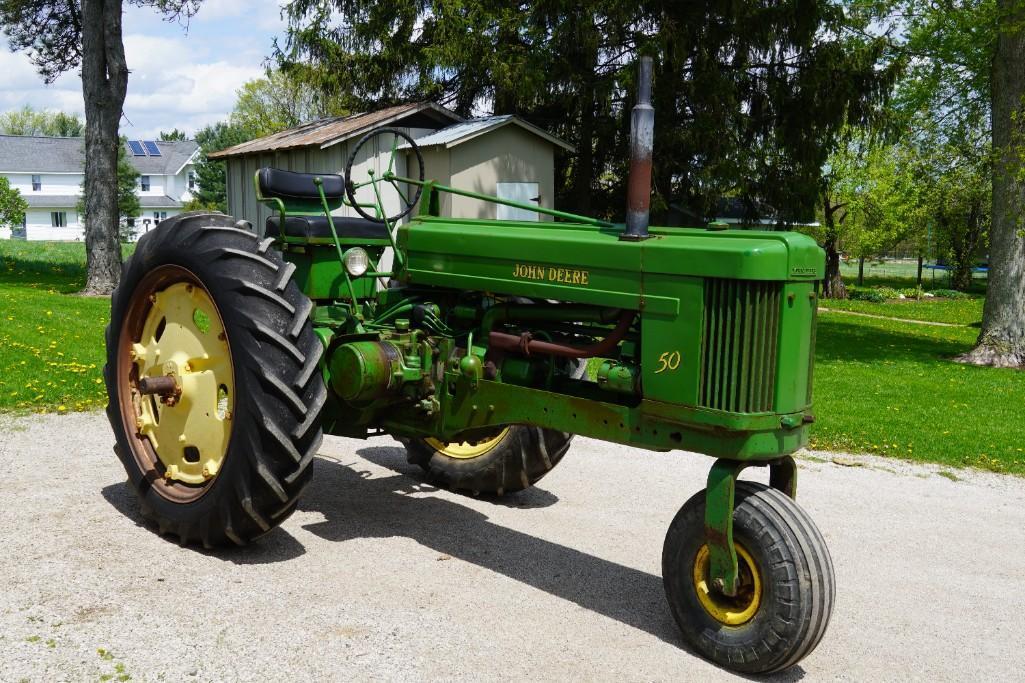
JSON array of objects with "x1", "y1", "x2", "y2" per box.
[
  {"x1": 930, "y1": 288, "x2": 973, "y2": 300},
  {"x1": 848, "y1": 289, "x2": 886, "y2": 303},
  {"x1": 230, "y1": 70, "x2": 348, "y2": 137},
  {"x1": 190, "y1": 121, "x2": 258, "y2": 213},
  {"x1": 0, "y1": 105, "x2": 83, "y2": 136},
  {"x1": 0, "y1": 176, "x2": 28, "y2": 229},
  {"x1": 900, "y1": 286, "x2": 925, "y2": 299},
  {"x1": 158, "y1": 128, "x2": 188, "y2": 141},
  {"x1": 278, "y1": 1, "x2": 897, "y2": 220}
]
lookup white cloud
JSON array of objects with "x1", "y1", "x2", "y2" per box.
[{"x1": 1, "y1": 0, "x2": 290, "y2": 139}]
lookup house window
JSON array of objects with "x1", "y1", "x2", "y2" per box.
[
  {"x1": 51, "y1": 211, "x2": 67, "y2": 227},
  {"x1": 32, "y1": 175, "x2": 41, "y2": 191},
  {"x1": 153, "y1": 211, "x2": 167, "y2": 222},
  {"x1": 188, "y1": 171, "x2": 196, "y2": 191},
  {"x1": 140, "y1": 175, "x2": 150, "y2": 192}
]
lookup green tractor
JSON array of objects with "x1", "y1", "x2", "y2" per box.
[{"x1": 104, "y1": 59, "x2": 831, "y2": 674}]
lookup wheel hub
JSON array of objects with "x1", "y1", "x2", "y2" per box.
[
  {"x1": 692, "y1": 542, "x2": 762, "y2": 626},
  {"x1": 129, "y1": 280, "x2": 233, "y2": 485}
]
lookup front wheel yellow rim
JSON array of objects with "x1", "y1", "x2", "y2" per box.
[
  {"x1": 424, "y1": 427, "x2": 511, "y2": 459},
  {"x1": 692, "y1": 543, "x2": 762, "y2": 626}
]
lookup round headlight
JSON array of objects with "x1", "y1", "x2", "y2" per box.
[{"x1": 343, "y1": 247, "x2": 369, "y2": 277}]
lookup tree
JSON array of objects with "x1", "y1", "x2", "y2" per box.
[
  {"x1": 278, "y1": 1, "x2": 897, "y2": 221},
  {"x1": 0, "y1": 176, "x2": 28, "y2": 230},
  {"x1": 884, "y1": 0, "x2": 1024, "y2": 366},
  {"x1": 230, "y1": 69, "x2": 348, "y2": 137},
  {"x1": 0, "y1": 105, "x2": 84, "y2": 136},
  {"x1": 961, "y1": 0, "x2": 1025, "y2": 366},
  {"x1": 815, "y1": 134, "x2": 927, "y2": 297},
  {"x1": 158, "y1": 128, "x2": 188, "y2": 141},
  {"x1": 0, "y1": 0, "x2": 200, "y2": 295},
  {"x1": 78, "y1": 138, "x2": 141, "y2": 240},
  {"x1": 184, "y1": 121, "x2": 256, "y2": 213}
]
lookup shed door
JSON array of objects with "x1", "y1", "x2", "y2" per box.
[{"x1": 496, "y1": 182, "x2": 540, "y2": 221}]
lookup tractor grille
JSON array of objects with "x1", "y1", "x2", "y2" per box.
[{"x1": 699, "y1": 279, "x2": 782, "y2": 413}]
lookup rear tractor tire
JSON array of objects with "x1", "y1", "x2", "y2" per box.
[
  {"x1": 662, "y1": 481, "x2": 835, "y2": 674},
  {"x1": 104, "y1": 212, "x2": 326, "y2": 547},
  {"x1": 401, "y1": 426, "x2": 573, "y2": 495}
]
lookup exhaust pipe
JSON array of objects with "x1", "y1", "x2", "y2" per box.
[{"x1": 621, "y1": 56, "x2": 654, "y2": 241}]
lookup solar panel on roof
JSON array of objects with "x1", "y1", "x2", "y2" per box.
[
  {"x1": 128, "y1": 140, "x2": 146, "y2": 156},
  {"x1": 142, "y1": 140, "x2": 161, "y2": 156}
]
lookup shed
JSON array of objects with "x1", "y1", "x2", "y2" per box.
[{"x1": 209, "y1": 103, "x2": 573, "y2": 232}]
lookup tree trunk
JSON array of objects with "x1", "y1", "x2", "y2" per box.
[
  {"x1": 960, "y1": 0, "x2": 1025, "y2": 367},
  {"x1": 857, "y1": 256, "x2": 865, "y2": 286},
  {"x1": 79, "y1": 0, "x2": 127, "y2": 295},
  {"x1": 917, "y1": 254, "x2": 923, "y2": 285},
  {"x1": 823, "y1": 237, "x2": 846, "y2": 299},
  {"x1": 820, "y1": 193, "x2": 847, "y2": 299}
]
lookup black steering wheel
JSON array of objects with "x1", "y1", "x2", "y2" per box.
[{"x1": 344, "y1": 127, "x2": 425, "y2": 224}]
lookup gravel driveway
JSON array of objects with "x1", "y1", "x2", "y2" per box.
[{"x1": 1, "y1": 411, "x2": 1023, "y2": 682}]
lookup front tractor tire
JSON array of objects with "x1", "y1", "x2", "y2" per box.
[
  {"x1": 401, "y1": 426, "x2": 574, "y2": 495},
  {"x1": 104, "y1": 212, "x2": 326, "y2": 547},
  {"x1": 662, "y1": 481, "x2": 835, "y2": 674}
]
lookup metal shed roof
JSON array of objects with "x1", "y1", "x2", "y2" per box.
[
  {"x1": 407, "y1": 115, "x2": 575, "y2": 152},
  {"x1": 207, "y1": 102, "x2": 463, "y2": 160}
]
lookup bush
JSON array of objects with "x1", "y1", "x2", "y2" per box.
[
  {"x1": 900, "y1": 286, "x2": 925, "y2": 300},
  {"x1": 849, "y1": 289, "x2": 886, "y2": 303},
  {"x1": 874, "y1": 286, "x2": 901, "y2": 300},
  {"x1": 929, "y1": 288, "x2": 971, "y2": 299}
]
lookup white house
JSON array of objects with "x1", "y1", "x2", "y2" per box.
[{"x1": 0, "y1": 135, "x2": 200, "y2": 241}]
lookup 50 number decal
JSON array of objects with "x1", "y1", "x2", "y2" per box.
[{"x1": 654, "y1": 350, "x2": 682, "y2": 374}]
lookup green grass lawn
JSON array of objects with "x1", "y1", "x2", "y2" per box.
[
  {"x1": 811, "y1": 312, "x2": 1025, "y2": 475},
  {"x1": 821, "y1": 295, "x2": 985, "y2": 325},
  {"x1": 2, "y1": 240, "x2": 1022, "y2": 474},
  {"x1": 0, "y1": 241, "x2": 125, "y2": 413}
]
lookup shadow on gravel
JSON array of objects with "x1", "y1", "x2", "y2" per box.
[
  {"x1": 295, "y1": 446, "x2": 802, "y2": 680},
  {"x1": 101, "y1": 450, "x2": 806, "y2": 681},
  {"x1": 100, "y1": 480, "x2": 307, "y2": 564}
]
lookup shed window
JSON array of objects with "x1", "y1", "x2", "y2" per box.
[
  {"x1": 51, "y1": 211, "x2": 67, "y2": 227},
  {"x1": 31, "y1": 175, "x2": 41, "y2": 191}
]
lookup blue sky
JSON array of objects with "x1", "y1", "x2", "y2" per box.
[{"x1": 1, "y1": 0, "x2": 290, "y2": 139}]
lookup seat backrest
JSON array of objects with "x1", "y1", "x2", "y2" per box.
[{"x1": 257, "y1": 167, "x2": 346, "y2": 201}]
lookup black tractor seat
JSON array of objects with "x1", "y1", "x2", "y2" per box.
[
  {"x1": 258, "y1": 167, "x2": 346, "y2": 200},
  {"x1": 267, "y1": 214, "x2": 391, "y2": 241}
]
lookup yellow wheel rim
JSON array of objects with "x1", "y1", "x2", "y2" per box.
[
  {"x1": 130, "y1": 281, "x2": 233, "y2": 485},
  {"x1": 424, "y1": 427, "x2": 511, "y2": 459},
  {"x1": 692, "y1": 543, "x2": 762, "y2": 626}
]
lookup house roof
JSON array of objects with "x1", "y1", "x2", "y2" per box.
[
  {"x1": 0, "y1": 135, "x2": 198, "y2": 175},
  {"x1": 406, "y1": 115, "x2": 575, "y2": 152},
  {"x1": 208, "y1": 102, "x2": 464, "y2": 160},
  {"x1": 23, "y1": 194, "x2": 182, "y2": 209},
  {"x1": 139, "y1": 195, "x2": 182, "y2": 208},
  {"x1": 24, "y1": 195, "x2": 80, "y2": 208}
]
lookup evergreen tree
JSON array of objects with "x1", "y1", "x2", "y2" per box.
[
  {"x1": 278, "y1": 1, "x2": 896, "y2": 221},
  {"x1": 185, "y1": 121, "x2": 257, "y2": 213}
]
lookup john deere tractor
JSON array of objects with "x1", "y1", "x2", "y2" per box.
[{"x1": 104, "y1": 59, "x2": 832, "y2": 674}]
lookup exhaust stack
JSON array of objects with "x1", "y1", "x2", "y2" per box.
[{"x1": 621, "y1": 56, "x2": 654, "y2": 241}]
